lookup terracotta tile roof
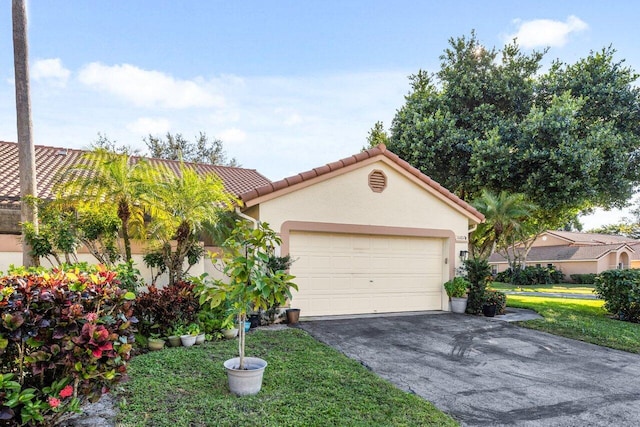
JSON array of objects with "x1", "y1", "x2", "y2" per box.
[
  {"x1": 545, "y1": 230, "x2": 637, "y2": 245},
  {"x1": 239, "y1": 144, "x2": 485, "y2": 222},
  {"x1": 0, "y1": 141, "x2": 271, "y2": 207},
  {"x1": 489, "y1": 243, "x2": 637, "y2": 263}
]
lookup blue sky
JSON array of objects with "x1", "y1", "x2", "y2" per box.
[{"x1": 1, "y1": 1, "x2": 639, "y2": 228}]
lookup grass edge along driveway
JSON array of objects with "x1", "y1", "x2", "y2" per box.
[
  {"x1": 117, "y1": 328, "x2": 458, "y2": 427},
  {"x1": 507, "y1": 295, "x2": 640, "y2": 354}
]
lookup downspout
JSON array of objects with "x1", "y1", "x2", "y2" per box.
[{"x1": 235, "y1": 206, "x2": 258, "y2": 229}]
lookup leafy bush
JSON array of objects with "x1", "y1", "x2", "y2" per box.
[
  {"x1": 594, "y1": 269, "x2": 640, "y2": 323},
  {"x1": 0, "y1": 265, "x2": 136, "y2": 425},
  {"x1": 570, "y1": 273, "x2": 597, "y2": 284},
  {"x1": 134, "y1": 281, "x2": 200, "y2": 337},
  {"x1": 443, "y1": 277, "x2": 469, "y2": 298},
  {"x1": 483, "y1": 290, "x2": 507, "y2": 315},
  {"x1": 464, "y1": 258, "x2": 491, "y2": 314},
  {"x1": 496, "y1": 266, "x2": 564, "y2": 286}
]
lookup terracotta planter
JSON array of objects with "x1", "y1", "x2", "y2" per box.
[{"x1": 286, "y1": 308, "x2": 300, "y2": 325}]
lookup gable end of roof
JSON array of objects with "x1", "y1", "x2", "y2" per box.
[{"x1": 239, "y1": 144, "x2": 484, "y2": 222}]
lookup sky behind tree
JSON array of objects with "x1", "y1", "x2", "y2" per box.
[{"x1": 1, "y1": 1, "x2": 639, "y2": 228}]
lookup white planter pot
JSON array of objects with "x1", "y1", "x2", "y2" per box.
[
  {"x1": 223, "y1": 357, "x2": 268, "y2": 396},
  {"x1": 195, "y1": 333, "x2": 206, "y2": 345},
  {"x1": 223, "y1": 328, "x2": 238, "y2": 339},
  {"x1": 180, "y1": 334, "x2": 196, "y2": 347},
  {"x1": 450, "y1": 297, "x2": 468, "y2": 314}
]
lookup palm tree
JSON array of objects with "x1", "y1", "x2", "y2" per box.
[
  {"x1": 148, "y1": 164, "x2": 238, "y2": 285},
  {"x1": 470, "y1": 189, "x2": 537, "y2": 260},
  {"x1": 60, "y1": 149, "x2": 160, "y2": 262},
  {"x1": 12, "y1": 0, "x2": 39, "y2": 266}
]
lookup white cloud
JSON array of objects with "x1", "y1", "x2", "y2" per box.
[
  {"x1": 218, "y1": 128, "x2": 247, "y2": 143},
  {"x1": 32, "y1": 58, "x2": 70, "y2": 87},
  {"x1": 506, "y1": 15, "x2": 588, "y2": 48},
  {"x1": 126, "y1": 117, "x2": 171, "y2": 135},
  {"x1": 283, "y1": 113, "x2": 303, "y2": 126},
  {"x1": 78, "y1": 62, "x2": 223, "y2": 109}
]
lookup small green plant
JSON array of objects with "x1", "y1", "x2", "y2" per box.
[
  {"x1": 186, "y1": 323, "x2": 200, "y2": 336},
  {"x1": 198, "y1": 220, "x2": 298, "y2": 370},
  {"x1": 443, "y1": 277, "x2": 470, "y2": 298}
]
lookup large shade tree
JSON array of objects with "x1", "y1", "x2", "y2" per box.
[{"x1": 387, "y1": 32, "x2": 640, "y2": 231}]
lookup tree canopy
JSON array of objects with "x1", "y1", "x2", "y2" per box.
[
  {"x1": 144, "y1": 132, "x2": 239, "y2": 166},
  {"x1": 387, "y1": 32, "x2": 640, "y2": 230}
]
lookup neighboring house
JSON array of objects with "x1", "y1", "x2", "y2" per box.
[
  {"x1": 0, "y1": 140, "x2": 270, "y2": 279},
  {"x1": 488, "y1": 230, "x2": 640, "y2": 278},
  {"x1": 0, "y1": 141, "x2": 484, "y2": 316}
]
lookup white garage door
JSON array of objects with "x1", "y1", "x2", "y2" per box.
[{"x1": 289, "y1": 231, "x2": 444, "y2": 316}]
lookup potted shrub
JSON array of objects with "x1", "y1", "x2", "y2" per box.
[
  {"x1": 180, "y1": 323, "x2": 200, "y2": 347},
  {"x1": 483, "y1": 290, "x2": 507, "y2": 317},
  {"x1": 444, "y1": 277, "x2": 470, "y2": 314},
  {"x1": 198, "y1": 220, "x2": 298, "y2": 396}
]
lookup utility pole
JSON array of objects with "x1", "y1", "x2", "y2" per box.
[{"x1": 12, "y1": 0, "x2": 39, "y2": 266}]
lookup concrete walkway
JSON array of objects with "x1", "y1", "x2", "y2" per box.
[
  {"x1": 300, "y1": 312, "x2": 640, "y2": 426},
  {"x1": 504, "y1": 291, "x2": 598, "y2": 299}
]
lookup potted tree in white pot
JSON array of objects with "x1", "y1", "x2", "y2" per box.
[
  {"x1": 198, "y1": 220, "x2": 297, "y2": 396},
  {"x1": 444, "y1": 277, "x2": 470, "y2": 314}
]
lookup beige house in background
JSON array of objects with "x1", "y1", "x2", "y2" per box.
[
  {"x1": 0, "y1": 141, "x2": 483, "y2": 317},
  {"x1": 488, "y1": 230, "x2": 640, "y2": 279}
]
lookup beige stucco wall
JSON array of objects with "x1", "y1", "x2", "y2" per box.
[
  {"x1": 250, "y1": 159, "x2": 473, "y2": 274},
  {"x1": 530, "y1": 234, "x2": 570, "y2": 247}
]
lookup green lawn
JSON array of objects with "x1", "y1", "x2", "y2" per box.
[
  {"x1": 507, "y1": 295, "x2": 640, "y2": 353},
  {"x1": 116, "y1": 328, "x2": 457, "y2": 427},
  {"x1": 491, "y1": 281, "x2": 595, "y2": 294}
]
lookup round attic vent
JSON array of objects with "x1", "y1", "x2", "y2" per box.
[{"x1": 368, "y1": 169, "x2": 387, "y2": 193}]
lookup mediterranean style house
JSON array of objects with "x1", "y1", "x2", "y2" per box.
[{"x1": 0, "y1": 140, "x2": 483, "y2": 316}]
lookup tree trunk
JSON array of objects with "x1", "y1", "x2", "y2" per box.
[
  {"x1": 12, "y1": 0, "x2": 39, "y2": 267},
  {"x1": 118, "y1": 200, "x2": 132, "y2": 262}
]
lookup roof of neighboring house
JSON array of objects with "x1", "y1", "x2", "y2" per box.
[
  {"x1": 239, "y1": 144, "x2": 485, "y2": 223},
  {"x1": 0, "y1": 140, "x2": 271, "y2": 208},
  {"x1": 489, "y1": 243, "x2": 638, "y2": 263},
  {"x1": 542, "y1": 230, "x2": 637, "y2": 245}
]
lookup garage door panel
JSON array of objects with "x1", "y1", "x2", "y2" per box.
[{"x1": 290, "y1": 231, "x2": 445, "y2": 316}]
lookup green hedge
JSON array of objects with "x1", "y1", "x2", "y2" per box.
[
  {"x1": 594, "y1": 269, "x2": 640, "y2": 323},
  {"x1": 570, "y1": 273, "x2": 597, "y2": 284}
]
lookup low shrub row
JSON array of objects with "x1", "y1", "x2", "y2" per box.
[
  {"x1": 495, "y1": 266, "x2": 565, "y2": 286},
  {"x1": 570, "y1": 273, "x2": 597, "y2": 284}
]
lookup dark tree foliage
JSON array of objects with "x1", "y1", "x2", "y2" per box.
[
  {"x1": 388, "y1": 32, "x2": 640, "y2": 228},
  {"x1": 144, "y1": 131, "x2": 239, "y2": 166}
]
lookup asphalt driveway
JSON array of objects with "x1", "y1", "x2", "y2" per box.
[{"x1": 300, "y1": 312, "x2": 640, "y2": 426}]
